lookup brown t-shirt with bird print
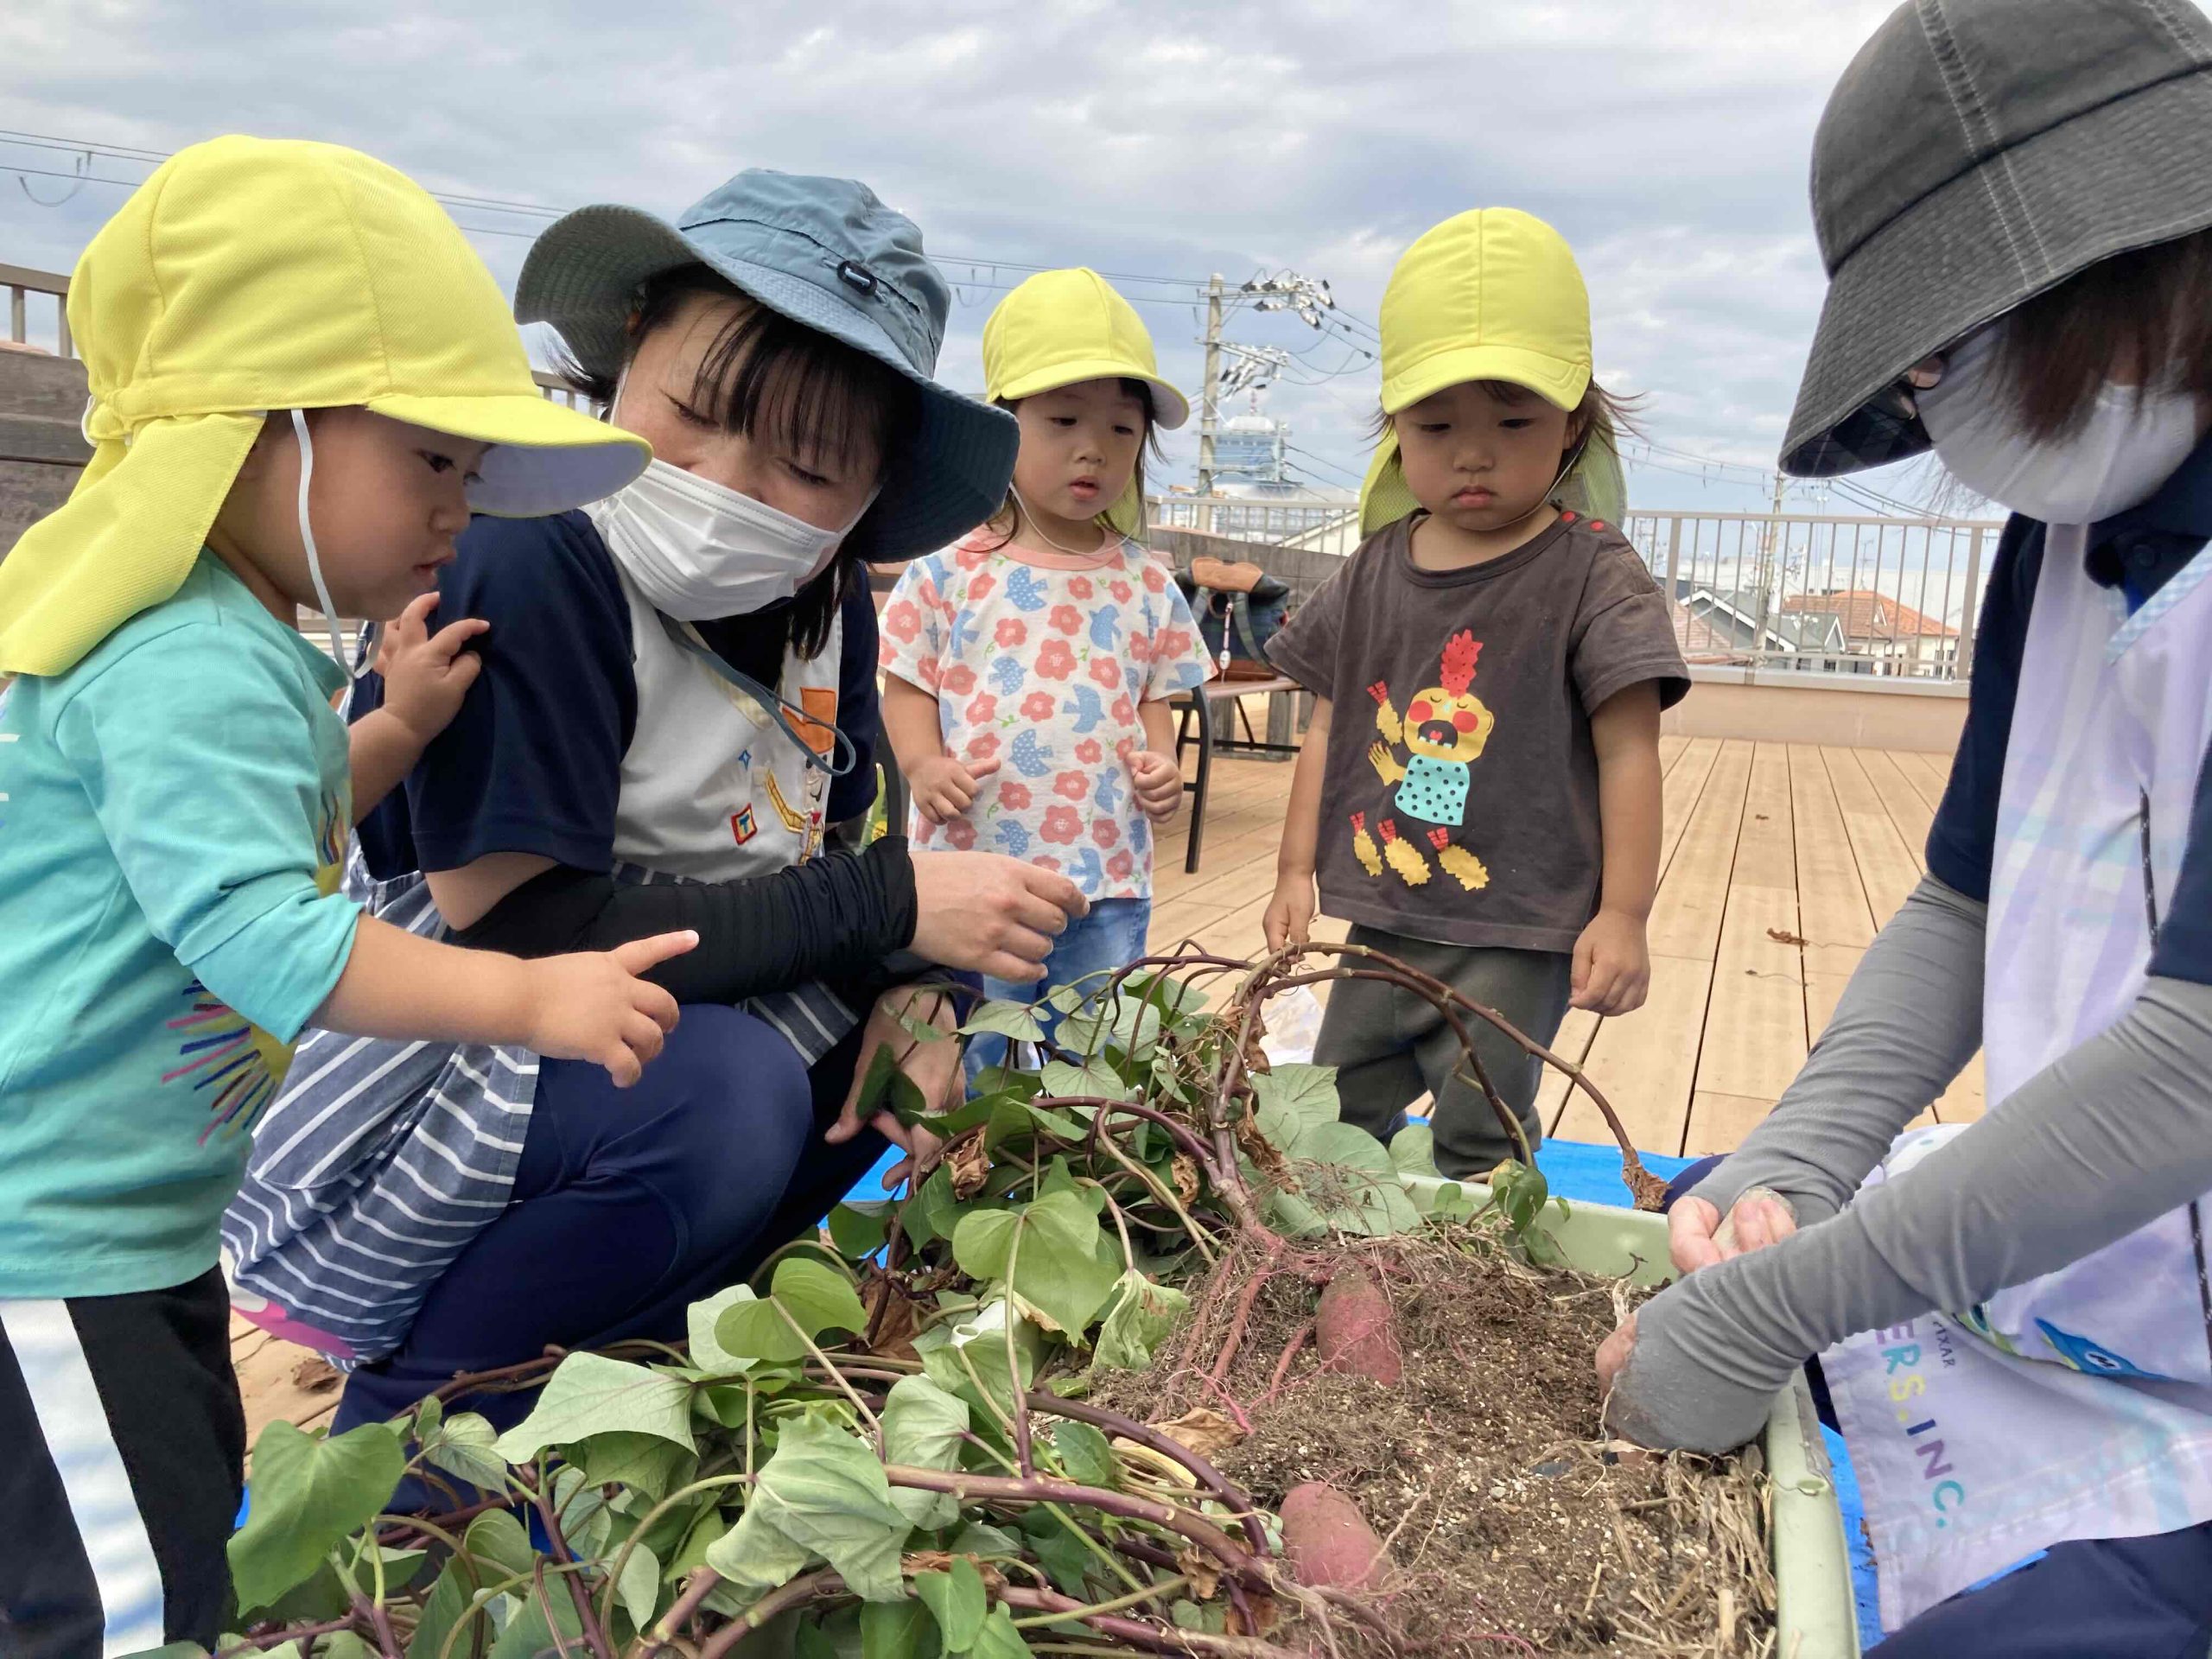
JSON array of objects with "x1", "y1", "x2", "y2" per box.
[{"x1": 1267, "y1": 510, "x2": 1688, "y2": 952}]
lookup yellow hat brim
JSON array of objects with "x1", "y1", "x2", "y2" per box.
[
  {"x1": 367, "y1": 390, "x2": 649, "y2": 517},
  {"x1": 991, "y1": 356, "x2": 1192, "y2": 430},
  {"x1": 1382, "y1": 340, "x2": 1589, "y2": 419}
]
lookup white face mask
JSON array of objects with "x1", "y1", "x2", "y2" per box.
[
  {"x1": 1916, "y1": 324, "x2": 2202, "y2": 525},
  {"x1": 588, "y1": 458, "x2": 859, "y2": 620},
  {"x1": 587, "y1": 365, "x2": 874, "y2": 620}
]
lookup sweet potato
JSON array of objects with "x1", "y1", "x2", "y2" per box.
[
  {"x1": 1315, "y1": 1264, "x2": 1402, "y2": 1386},
  {"x1": 1280, "y1": 1480, "x2": 1389, "y2": 1589}
]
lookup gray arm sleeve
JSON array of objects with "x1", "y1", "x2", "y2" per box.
[
  {"x1": 1610, "y1": 975, "x2": 2212, "y2": 1452},
  {"x1": 1688, "y1": 874, "x2": 1987, "y2": 1228}
]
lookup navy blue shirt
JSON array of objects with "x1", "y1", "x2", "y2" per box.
[
  {"x1": 1926, "y1": 430, "x2": 2212, "y2": 984},
  {"x1": 354, "y1": 511, "x2": 880, "y2": 882}
]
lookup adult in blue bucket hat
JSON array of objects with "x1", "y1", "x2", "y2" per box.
[{"x1": 223, "y1": 170, "x2": 1090, "y2": 1441}]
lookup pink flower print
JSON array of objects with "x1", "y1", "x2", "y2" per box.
[
  {"x1": 944, "y1": 817, "x2": 978, "y2": 850},
  {"x1": 969, "y1": 572, "x2": 996, "y2": 602},
  {"x1": 957, "y1": 541, "x2": 989, "y2": 570},
  {"x1": 1088, "y1": 656, "x2": 1122, "y2": 692},
  {"x1": 1021, "y1": 690, "x2": 1058, "y2": 721},
  {"x1": 1110, "y1": 696, "x2": 1135, "y2": 726},
  {"x1": 965, "y1": 693, "x2": 998, "y2": 726},
  {"x1": 1075, "y1": 738, "x2": 1103, "y2": 766},
  {"x1": 1107, "y1": 849, "x2": 1135, "y2": 881},
  {"x1": 1050, "y1": 604, "x2": 1084, "y2": 636},
  {"x1": 998, "y1": 781, "x2": 1033, "y2": 810},
  {"x1": 939, "y1": 663, "x2": 978, "y2": 697},
  {"x1": 1038, "y1": 855, "x2": 1063, "y2": 873},
  {"x1": 1092, "y1": 818, "x2": 1121, "y2": 849},
  {"x1": 1142, "y1": 563, "x2": 1166, "y2": 594},
  {"x1": 1042, "y1": 806, "x2": 1083, "y2": 844},
  {"x1": 883, "y1": 599, "x2": 921, "y2": 643},
  {"x1": 1109, "y1": 580, "x2": 1134, "y2": 604},
  {"x1": 1053, "y1": 771, "x2": 1089, "y2": 802},
  {"x1": 1067, "y1": 575, "x2": 1095, "y2": 600},
  {"x1": 1036, "y1": 639, "x2": 1077, "y2": 681},
  {"x1": 1127, "y1": 632, "x2": 1153, "y2": 664},
  {"x1": 969, "y1": 731, "x2": 1001, "y2": 761},
  {"x1": 995, "y1": 617, "x2": 1028, "y2": 649},
  {"x1": 1154, "y1": 628, "x2": 1192, "y2": 661},
  {"x1": 917, "y1": 658, "x2": 943, "y2": 691}
]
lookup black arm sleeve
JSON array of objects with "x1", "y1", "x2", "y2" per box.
[{"x1": 454, "y1": 835, "x2": 919, "y2": 1005}]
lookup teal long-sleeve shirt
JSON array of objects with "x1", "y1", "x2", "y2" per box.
[{"x1": 0, "y1": 554, "x2": 360, "y2": 1299}]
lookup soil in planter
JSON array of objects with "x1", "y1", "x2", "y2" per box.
[{"x1": 1096, "y1": 1223, "x2": 1776, "y2": 1657}]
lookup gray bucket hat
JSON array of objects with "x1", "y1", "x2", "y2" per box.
[
  {"x1": 516, "y1": 168, "x2": 1018, "y2": 561},
  {"x1": 1783, "y1": 0, "x2": 2212, "y2": 477}
]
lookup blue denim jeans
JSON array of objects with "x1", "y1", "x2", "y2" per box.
[{"x1": 968, "y1": 896, "x2": 1153, "y2": 1080}]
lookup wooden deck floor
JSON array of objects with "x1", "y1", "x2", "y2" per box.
[
  {"x1": 232, "y1": 734, "x2": 1980, "y2": 1441},
  {"x1": 1147, "y1": 734, "x2": 1983, "y2": 1154}
]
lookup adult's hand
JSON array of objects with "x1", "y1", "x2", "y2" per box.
[
  {"x1": 908, "y1": 851, "x2": 1089, "y2": 982},
  {"x1": 1669, "y1": 1188, "x2": 1799, "y2": 1276},
  {"x1": 824, "y1": 986, "x2": 961, "y2": 1190}
]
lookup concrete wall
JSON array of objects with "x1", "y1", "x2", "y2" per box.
[
  {"x1": 1665, "y1": 665, "x2": 1967, "y2": 753},
  {"x1": 0, "y1": 347, "x2": 92, "y2": 553}
]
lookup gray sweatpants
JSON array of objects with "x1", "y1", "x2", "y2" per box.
[{"x1": 1313, "y1": 923, "x2": 1573, "y2": 1180}]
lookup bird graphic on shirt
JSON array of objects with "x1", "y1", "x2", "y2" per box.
[
  {"x1": 989, "y1": 655, "x2": 1026, "y2": 696},
  {"x1": 1093, "y1": 764, "x2": 1125, "y2": 817},
  {"x1": 1089, "y1": 607, "x2": 1122, "y2": 652},
  {"x1": 1065, "y1": 847, "x2": 1105, "y2": 890},
  {"x1": 1062, "y1": 684, "x2": 1107, "y2": 734},
  {"x1": 948, "y1": 605, "x2": 982, "y2": 659},
  {"x1": 1008, "y1": 729, "x2": 1054, "y2": 779},
  {"x1": 995, "y1": 819, "x2": 1033, "y2": 857},
  {"x1": 1004, "y1": 568, "x2": 1052, "y2": 613},
  {"x1": 2034, "y1": 1319, "x2": 2171, "y2": 1382},
  {"x1": 1357, "y1": 630, "x2": 1494, "y2": 892}
]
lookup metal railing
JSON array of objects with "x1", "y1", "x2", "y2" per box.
[
  {"x1": 1625, "y1": 509, "x2": 1999, "y2": 681},
  {"x1": 3, "y1": 263, "x2": 72, "y2": 357},
  {"x1": 1145, "y1": 494, "x2": 2003, "y2": 683}
]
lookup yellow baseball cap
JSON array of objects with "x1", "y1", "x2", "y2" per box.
[
  {"x1": 983, "y1": 268, "x2": 1190, "y2": 428},
  {"x1": 1359, "y1": 208, "x2": 1605, "y2": 535},
  {"x1": 0, "y1": 136, "x2": 651, "y2": 677},
  {"x1": 982, "y1": 268, "x2": 1187, "y2": 539}
]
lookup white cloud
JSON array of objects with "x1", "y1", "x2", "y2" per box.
[{"x1": 0, "y1": 0, "x2": 1925, "y2": 512}]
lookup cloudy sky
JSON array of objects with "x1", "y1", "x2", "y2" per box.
[{"x1": 3, "y1": 0, "x2": 1933, "y2": 513}]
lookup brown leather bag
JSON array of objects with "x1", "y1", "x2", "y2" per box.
[{"x1": 1190, "y1": 556, "x2": 1267, "y2": 594}]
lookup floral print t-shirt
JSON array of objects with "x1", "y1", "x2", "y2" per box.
[{"x1": 880, "y1": 532, "x2": 1211, "y2": 899}]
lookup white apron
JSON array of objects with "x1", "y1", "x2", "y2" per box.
[
  {"x1": 1822, "y1": 525, "x2": 2212, "y2": 1630},
  {"x1": 607, "y1": 562, "x2": 861, "y2": 1066}
]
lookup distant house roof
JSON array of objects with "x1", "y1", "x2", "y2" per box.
[
  {"x1": 1782, "y1": 588, "x2": 1955, "y2": 640},
  {"x1": 1671, "y1": 580, "x2": 1845, "y2": 662}
]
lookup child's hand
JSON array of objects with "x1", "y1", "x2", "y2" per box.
[
  {"x1": 1127, "y1": 748, "x2": 1184, "y2": 822},
  {"x1": 1571, "y1": 909, "x2": 1651, "y2": 1015},
  {"x1": 1262, "y1": 872, "x2": 1316, "y2": 953},
  {"x1": 376, "y1": 592, "x2": 491, "y2": 744},
  {"x1": 908, "y1": 753, "x2": 1001, "y2": 825},
  {"x1": 520, "y1": 931, "x2": 696, "y2": 1087}
]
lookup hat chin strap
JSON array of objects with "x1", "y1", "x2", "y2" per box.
[{"x1": 290, "y1": 409, "x2": 366, "y2": 678}]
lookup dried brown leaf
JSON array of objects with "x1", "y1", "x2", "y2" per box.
[
  {"x1": 1177, "y1": 1545, "x2": 1223, "y2": 1601},
  {"x1": 1171, "y1": 1151, "x2": 1202, "y2": 1205},
  {"x1": 1150, "y1": 1405, "x2": 1244, "y2": 1460},
  {"x1": 1764, "y1": 926, "x2": 1809, "y2": 947},
  {"x1": 947, "y1": 1130, "x2": 991, "y2": 1201},
  {"x1": 290, "y1": 1356, "x2": 341, "y2": 1394}
]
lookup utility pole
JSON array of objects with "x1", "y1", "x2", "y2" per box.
[
  {"x1": 1196, "y1": 273, "x2": 1224, "y2": 533},
  {"x1": 1751, "y1": 469, "x2": 1788, "y2": 664}
]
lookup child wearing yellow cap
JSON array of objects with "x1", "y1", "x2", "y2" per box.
[
  {"x1": 1262, "y1": 209, "x2": 1688, "y2": 1181},
  {"x1": 0, "y1": 138, "x2": 696, "y2": 1651},
  {"x1": 879, "y1": 269, "x2": 1212, "y2": 1058}
]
